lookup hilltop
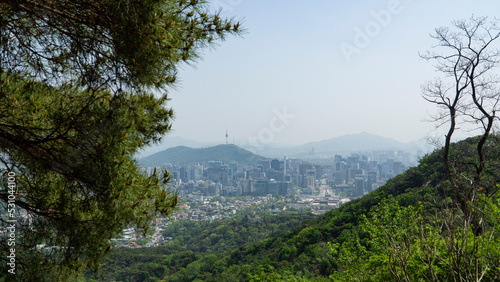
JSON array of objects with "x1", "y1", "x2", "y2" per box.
[{"x1": 139, "y1": 144, "x2": 268, "y2": 166}]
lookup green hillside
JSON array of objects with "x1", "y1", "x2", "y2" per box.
[
  {"x1": 84, "y1": 209, "x2": 318, "y2": 281},
  {"x1": 87, "y1": 137, "x2": 500, "y2": 281},
  {"x1": 139, "y1": 144, "x2": 268, "y2": 166}
]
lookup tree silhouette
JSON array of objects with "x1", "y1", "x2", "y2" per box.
[{"x1": 422, "y1": 16, "x2": 500, "y2": 235}]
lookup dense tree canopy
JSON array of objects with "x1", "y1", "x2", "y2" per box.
[{"x1": 0, "y1": 0, "x2": 240, "y2": 280}]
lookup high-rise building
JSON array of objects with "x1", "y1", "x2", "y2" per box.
[
  {"x1": 299, "y1": 163, "x2": 314, "y2": 187},
  {"x1": 179, "y1": 166, "x2": 188, "y2": 183},
  {"x1": 254, "y1": 178, "x2": 268, "y2": 195},
  {"x1": 270, "y1": 159, "x2": 280, "y2": 171},
  {"x1": 355, "y1": 177, "x2": 365, "y2": 197},
  {"x1": 206, "y1": 165, "x2": 229, "y2": 185},
  {"x1": 306, "y1": 170, "x2": 315, "y2": 189},
  {"x1": 238, "y1": 179, "x2": 254, "y2": 195}
]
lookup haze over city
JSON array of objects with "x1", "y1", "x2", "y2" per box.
[{"x1": 162, "y1": 0, "x2": 500, "y2": 147}]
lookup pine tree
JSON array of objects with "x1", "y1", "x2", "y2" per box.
[{"x1": 0, "y1": 0, "x2": 240, "y2": 280}]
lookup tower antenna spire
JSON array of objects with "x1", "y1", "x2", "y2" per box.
[{"x1": 225, "y1": 127, "x2": 228, "y2": 144}]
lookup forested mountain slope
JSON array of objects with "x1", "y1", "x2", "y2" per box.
[{"x1": 86, "y1": 137, "x2": 500, "y2": 281}]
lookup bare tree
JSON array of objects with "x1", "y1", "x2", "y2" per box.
[
  {"x1": 332, "y1": 19, "x2": 500, "y2": 281},
  {"x1": 422, "y1": 16, "x2": 500, "y2": 235}
]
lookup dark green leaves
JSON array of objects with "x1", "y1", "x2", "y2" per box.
[{"x1": 0, "y1": 0, "x2": 241, "y2": 91}]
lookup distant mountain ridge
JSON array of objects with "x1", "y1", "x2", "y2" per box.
[
  {"x1": 296, "y1": 132, "x2": 415, "y2": 153},
  {"x1": 138, "y1": 133, "x2": 432, "y2": 161},
  {"x1": 139, "y1": 144, "x2": 268, "y2": 166},
  {"x1": 250, "y1": 132, "x2": 431, "y2": 157}
]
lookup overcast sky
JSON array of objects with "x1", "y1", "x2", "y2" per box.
[{"x1": 164, "y1": 0, "x2": 500, "y2": 146}]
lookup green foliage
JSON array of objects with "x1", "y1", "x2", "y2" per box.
[
  {"x1": 85, "y1": 210, "x2": 315, "y2": 281},
  {"x1": 0, "y1": 0, "x2": 240, "y2": 280},
  {"x1": 331, "y1": 196, "x2": 500, "y2": 281},
  {"x1": 0, "y1": 0, "x2": 241, "y2": 91},
  {"x1": 328, "y1": 237, "x2": 369, "y2": 281},
  {"x1": 0, "y1": 71, "x2": 179, "y2": 280},
  {"x1": 163, "y1": 211, "x2": 315, "y2": 254}
]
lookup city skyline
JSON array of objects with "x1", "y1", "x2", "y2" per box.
[{"x1": 165, "y1": 0, "x2": 500, "y2": 146}]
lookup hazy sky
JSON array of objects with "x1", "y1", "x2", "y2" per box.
[{"x1": 165, "y1": 0, "x2": 500, "y2": 146}]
